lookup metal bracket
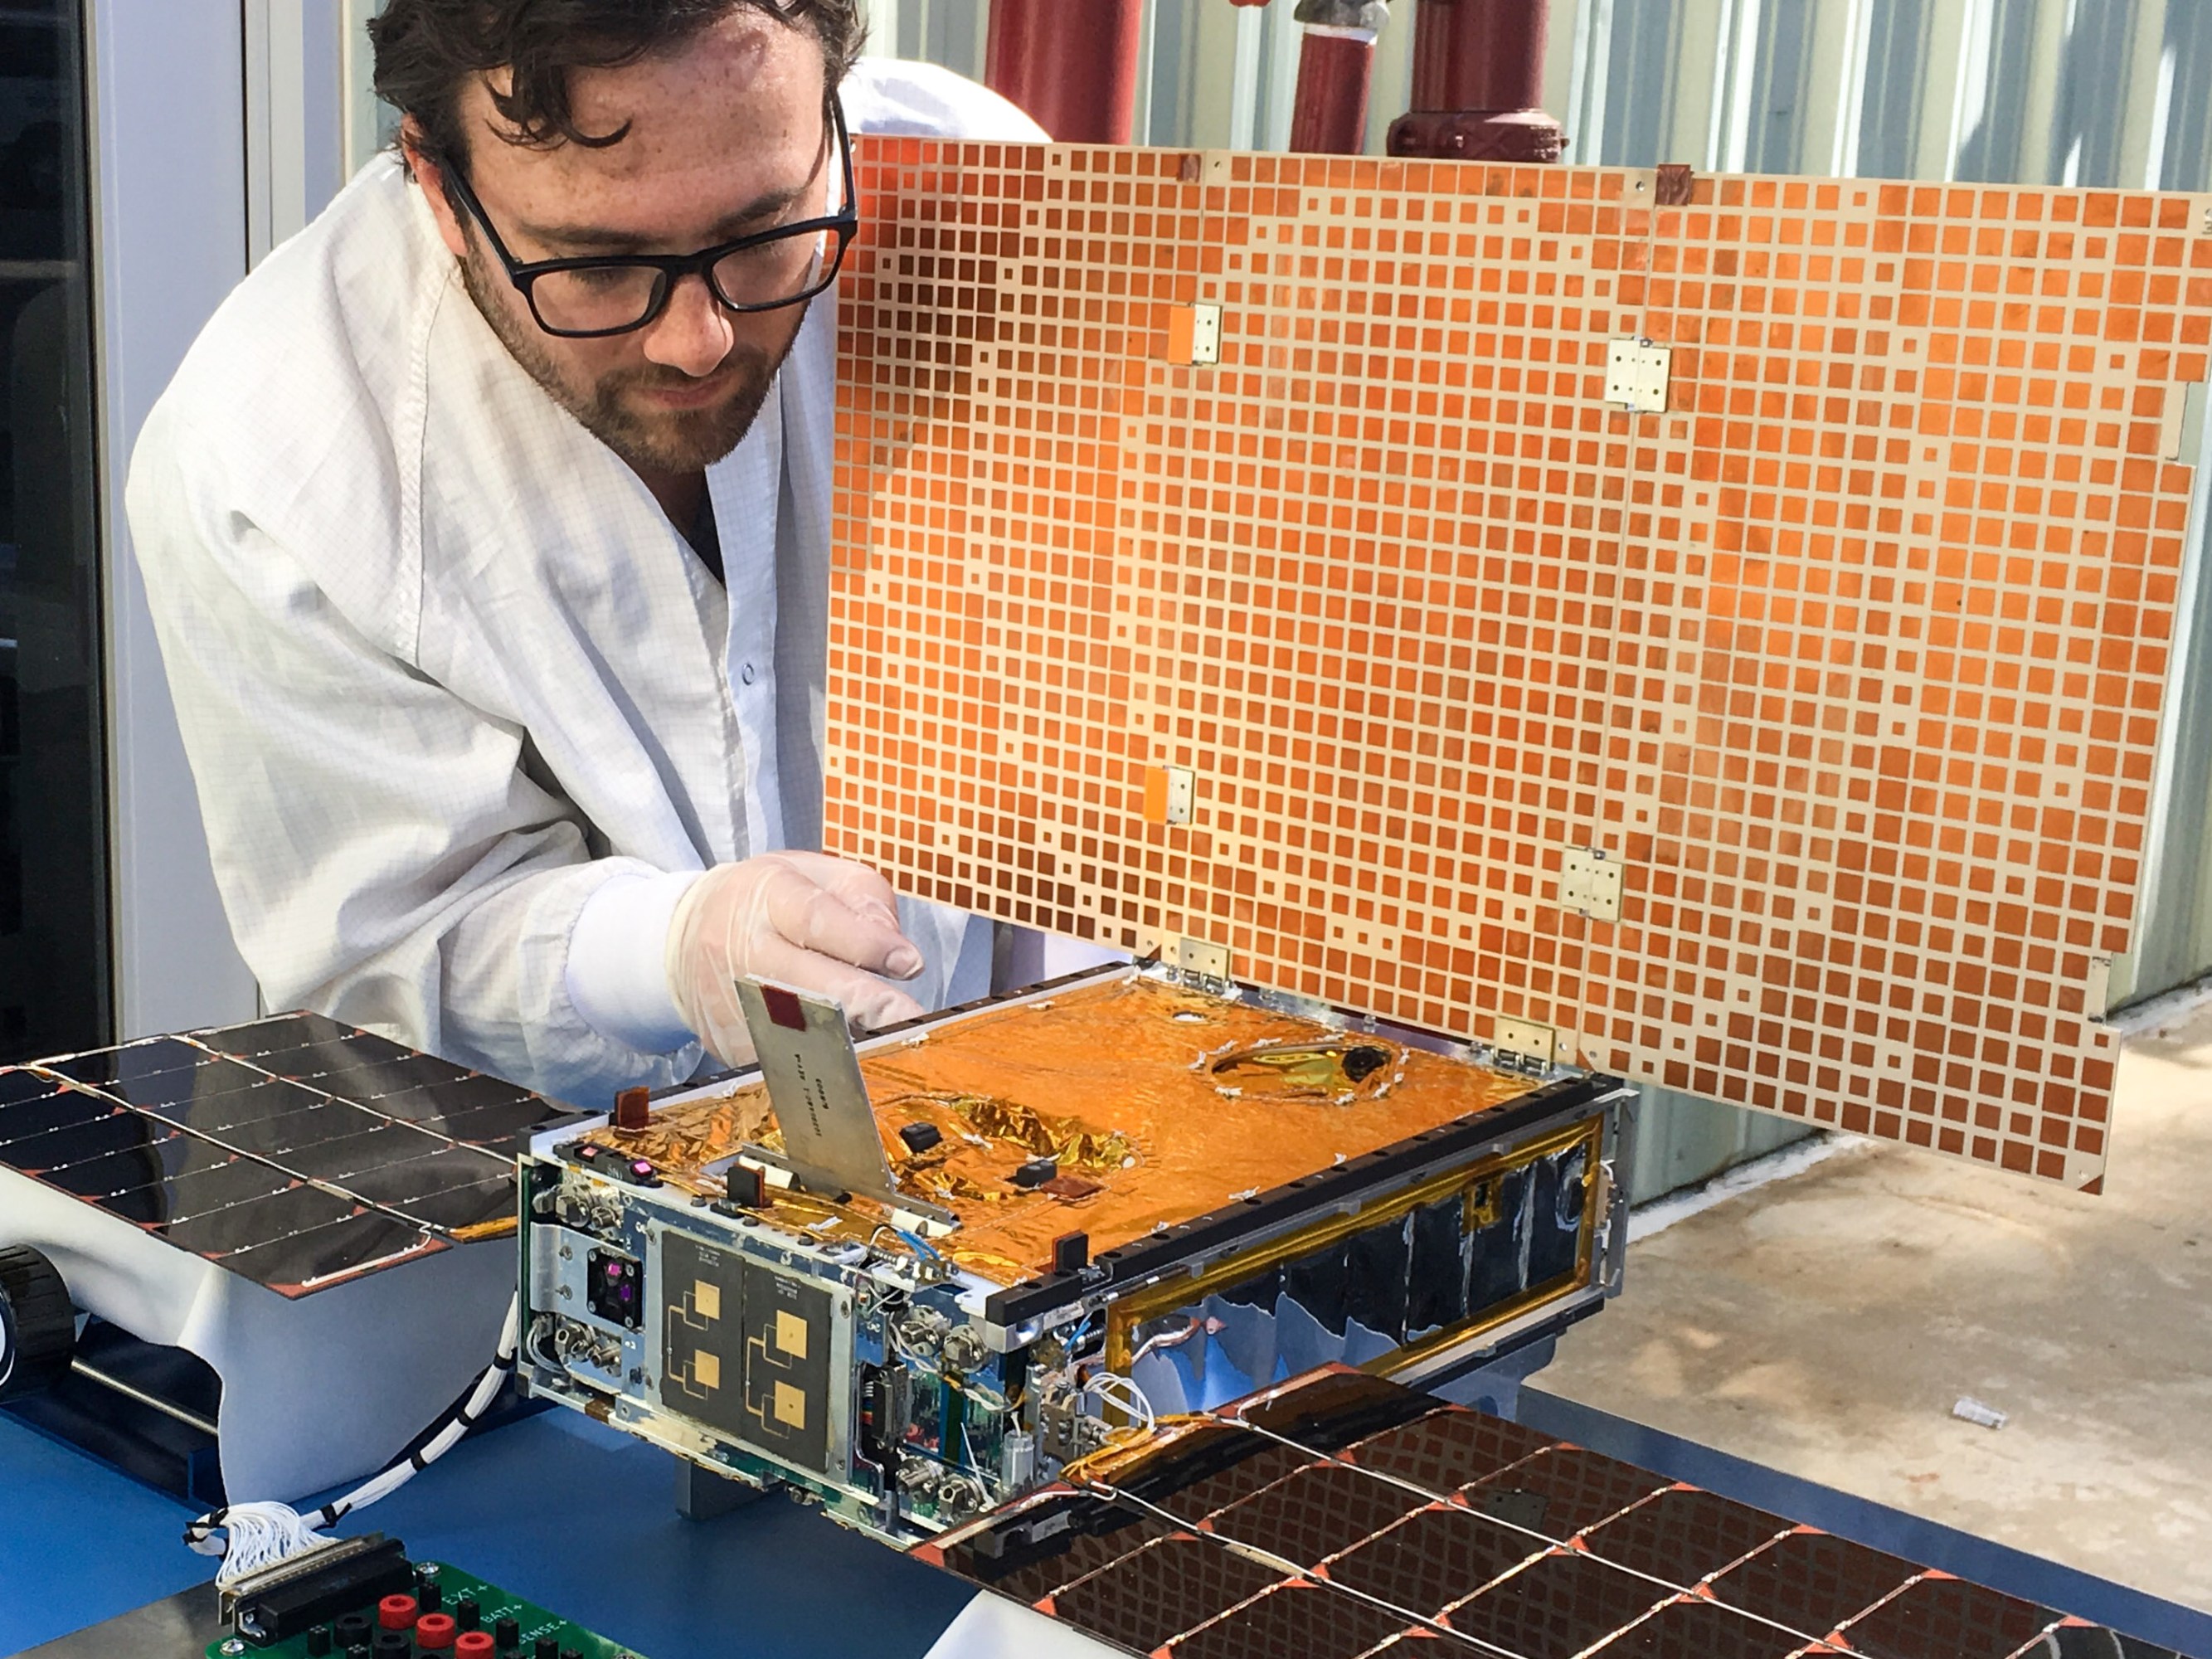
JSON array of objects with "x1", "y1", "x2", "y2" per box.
[
  {"x1": 1167, "y1": 303, "x2": 1221, "y2": 367},
  {"x1": 1559, "y1": 849, "x2": 1623, "y2": 922},
  {"x1": 1493, "y1": 1017, "x2": 1558, "y2": 1068},
  {"x1": 1174, "y1": 937, "x2": 1232, "y2": 984},
  {"x1": 1145, "y1": 765, "x2": 1196, "y2": 825},
  {"x1": 2085, "y1": 953, "x2": 2121, "y2": 1021},
  {"x1": 1603, "y1": 339, "x2": 1670, "y2": 413}
]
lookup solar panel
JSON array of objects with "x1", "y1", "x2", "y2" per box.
[
  {"x1": 921, "y1": 1368, "x2": 2197, "y2": 1659},
  {"x1": 0, "y1": 1011, "x2": 578, "y2": 1297}
]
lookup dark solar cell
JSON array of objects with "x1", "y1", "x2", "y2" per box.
[
  {"x1": 207, "y1": 1011, "x2": 360, "y2": 1053},
  {"x1": 217, "y1": 1101, "x2": 394, "y2": 1161},
  {"x1": 338, "y1": 1062, "x2": 516, "y2": 1103},
  {"x1": 348, "y1": 1170, "x2": 513, "y2": 1233},
  {"x1": 0, "y1": 1100, "x2": 144, "y2": 1170},
  {"x1": 2030, "y1": 1626, "x2": 2187, "y2": 1659},
  {"x1": 1049, "y1": 1535, "x2": 1287, "y2": 1654},
  {"x1": 1443, "y1": 1548, "x2": 1671, "y2": 1659},
  {"x1": 165, "y1": 1185, "x2": 362, "y2": 1256},
  {"x1": 137, "y1": 1156, "x2": 300, "y2": 1222},
  {"x1": 36, "y1": 1141, "x2": 182, "y2": 1204},
  {"x1": 940, "y1": 1494, "x2": 1180, "y2": 1604},
  {"x1": 1206, "y1": 1462, "x2": 1429, "y2": 1569},
  {"x1": 1582, "y1": 1595, "x2": 1805, "y2": 1659},
  {"x1": 927, "y1": 1375, "x2": 2180, "y2": 1659},
  {"x1": 1842, "y1": 1576, "x2": 2056, "y2": 1659},
  {"x1": 1164, "y1": 1580, "x2": 1424, "y2": 1659},
  {"x1": 0, "y1": 1065, "x2": 69, "y2": 1107},
  {"x1": 1122, "y1": 1433, "x2": 1319, "y2": 1523},
  {"x1": 44, "y1": 1039, "x2": 210, "y2": 1089},
  {"x1": 1709, "y1": 1529, "x2": 1919, "y2": 1639},
  {"x1": 1582, "y1": 1487, "x2": 1793, "y2": 1583},
  {"x1": 439, "y1": 1097, "x2": 576, "y2": 1147},
  {"x1": 143, "y1": 1078, "x2": 328, "y2": 1134},
  {"x1": 1461, "y1": 1445, "x2": 1670, "y2": 1540},
  {"x1": 1228, "y1": 1368, "x2": 1440, "y2": 1451},
  {"x1": 0, "y1": 1011, "x2": 553, "y2": 1294},
  {"x1": 213, "y1": 1209, "x2": 441, "y2": 1294},
  {"x1": 0, "y1": 1086, "x2": 106, "y2": 1146},
  {"x1": 1344, "y1": 1406, "x2": 1558, "y2": 1496},
  {"x1": 1321, "y1": 1501, "x2": 1545, "y2": 1618},
  {"x1": 248, "y1": 1034, "x2": 421, "y2": 1078}
]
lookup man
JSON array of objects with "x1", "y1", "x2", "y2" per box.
[{"x1": 126, "y1": 2, "x2": 1044, "y2": 1105}]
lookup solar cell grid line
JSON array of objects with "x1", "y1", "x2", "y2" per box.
[
  {"x1": 1058, "y1": 1501, "x2": 1550, "y2": 1659},
  {"x1": 209, "y1": 1209, "x2": 444, "y2": 1293},
  {"x1": 2, "y1": 1016, "x2": 537, "y2": 1226},
  {"x1": 1578, "y1": 1592, "x2": 1811, "y2": 1659},
  {"x1": 0, "y1": 1065, "x2": 472, "y2": 1244},
  {"x1": 1158, "y1": 1578, "x2": 1475, "y2": 1659},
  {"x1": 1314, "y1": 1498, "x2": 1553, "y2": 1622},
  {"x1": 1707, "y1": 1526, "x2": 1923, "y2": 1642},
  {"x1": 1042, "y1": 1530, "x2": 1296, "y2": 1654},
  {"x1": 1226, "y1": 1389, "x2": 1672, "y2": 1556},
  {"x1": 931, "y1": 1489, "x2": 1189, "y2": 1607},
  {"x1": 1184, "y1": 1417, "x2": 1836, "y2": 1655},
  {"x1": 1576, "y1": 1485, "x2": 1796, "y2": 1589},
  {"x1": 928, "y1": 1370, "x2": 2207, "y2": 1659},
  {"x1": 1838, "y1": 1571, "x2": 2065, "y2": 1659},
  {"x1": 1341, "y1": 1405, "x2": 1563, "y2": 1496},
  {"x1": 1067, "y1": 1465, "x2": 1551, "y2": 1659},
  {"x1": 1200, "y1": 1459, "x2": 1434, "y2": 1569},
  {"x1": 1091, "y1": 1450, "x2": 1830, "y2": 1659},
  {"x1": 1432, "y1": 1543, "x2": 1687, "y2": 1659}
]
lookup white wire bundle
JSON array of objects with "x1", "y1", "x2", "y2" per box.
[
  {"x1": 185, "y1": 1296, "x2": 521, "y2": 1587},
  {"x1": 1081, "y1": 1370, "x2": 1156, "y2": 1437}
]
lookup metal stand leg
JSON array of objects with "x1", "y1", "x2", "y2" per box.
[
  {"x1": 1430, "y1": 1335, "x2": 1558, "y2": 1418},
  {"x1": 674, "y1": 1456, "x2": 763, "y2": 1520}
]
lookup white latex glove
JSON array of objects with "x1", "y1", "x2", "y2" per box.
[{"x1": 666, "y1": 852, "x2": 928, "y2": 1067}]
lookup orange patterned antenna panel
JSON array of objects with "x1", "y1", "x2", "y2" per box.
[{"x1": 827, "y1": 141, "x2": 2207, "y2": 1190}]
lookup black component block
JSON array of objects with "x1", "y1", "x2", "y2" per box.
[
  {"x1": 230, "y1": 1535, "x2": 415, "y2": 1647},
  {"x1": 586, "y1": 1249, "x2": 644, "y2": 1331}
]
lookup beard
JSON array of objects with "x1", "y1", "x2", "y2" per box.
[{"x1": 459, "y1": 249, "x2": 798, "y2": 476}]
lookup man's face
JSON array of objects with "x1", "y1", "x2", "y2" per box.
[{"x1": 416, "y1": 16, "x2": 830, "y2": 482}]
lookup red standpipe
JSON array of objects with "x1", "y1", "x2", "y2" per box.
[
  {"x1": 1387, "y1": 0, "x2": 1563, "y2": 163},
  {"x1": 1288, "y1": 0, "x2": 1391, "y2": 154},
  {"x1": 984, "y1": 0, "x2": 1146, "y2": 144}
]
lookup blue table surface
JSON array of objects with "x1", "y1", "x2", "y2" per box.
[
  {"x1": 9, "y1": 1388, "x2": 2210, "y2": 1658},
  {"x1": 0, "y1": 1406, "x2": 972, "y2": 1659}
]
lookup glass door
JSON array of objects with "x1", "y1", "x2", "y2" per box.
[{"x1": 0, "y1": 0, "x2": 107, "y2": 1058}]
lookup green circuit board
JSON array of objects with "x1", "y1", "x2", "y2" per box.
[{"x1": 206, "y1": 1561, "x2": 648, "y2": 1659}]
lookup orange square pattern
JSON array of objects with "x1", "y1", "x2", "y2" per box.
[{"x1": 825, "y1": 144, "x2": 2205, "y2": 1189}]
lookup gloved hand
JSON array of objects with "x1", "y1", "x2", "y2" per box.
[{"x1": 665, "y1": 852, "x2": 928, "y2": 1067}]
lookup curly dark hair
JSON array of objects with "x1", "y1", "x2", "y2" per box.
[{"x1": 369, "y1": 0, "x2": 868, "y2": 166}]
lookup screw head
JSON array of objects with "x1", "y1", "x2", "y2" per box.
[{"x1": 220, "y1": 1641, "x2": 246, "y2": 1656}]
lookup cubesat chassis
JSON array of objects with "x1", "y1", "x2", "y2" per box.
[{"x1": 516, "y1": 961, "x2": 1636, "y2": 1547}]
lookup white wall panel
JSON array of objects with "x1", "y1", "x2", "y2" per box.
[{"x1": 88, "y1": 0, "x2": 259, "y2": 1037}]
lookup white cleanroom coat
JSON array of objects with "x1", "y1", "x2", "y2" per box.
[{"x1": 125, "y1": 61, "x2": 1043, "y2": 1107}]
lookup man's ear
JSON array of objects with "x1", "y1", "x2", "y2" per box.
[{"x1": 400, "y1": 115, "x2": 470, "y2": 260}]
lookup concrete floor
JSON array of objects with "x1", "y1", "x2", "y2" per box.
[{"x1": 1540, "y1": 996, "x2": 2212, "y2": 1614}]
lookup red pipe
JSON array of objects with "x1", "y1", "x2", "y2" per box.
[
  {"x1": 1386, "y1": 0, "x2": 1563, "y2": 163},
  {"x1": 1290, "y1": 30, "x2": 1376, "y2": 153},
  {"x1": 984, "y1": 0, "x2": 1145, "y2": 144}
]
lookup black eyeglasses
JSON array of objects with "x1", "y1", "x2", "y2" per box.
[{"x1": 436, "y1": 96, "x2": 857, "y2": 339}]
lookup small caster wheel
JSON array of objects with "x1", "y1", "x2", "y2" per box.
[{"x1": 0, "y1": 1243, "x2": 74, "y2": 1401}]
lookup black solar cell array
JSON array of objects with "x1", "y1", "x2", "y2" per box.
[
  {"x1": 0, "y1": 1011, "x2": 573, "y2": 1297},
  {"x1": 928, "y1": 1370, "x2": 2193, "y2": 1659}
]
